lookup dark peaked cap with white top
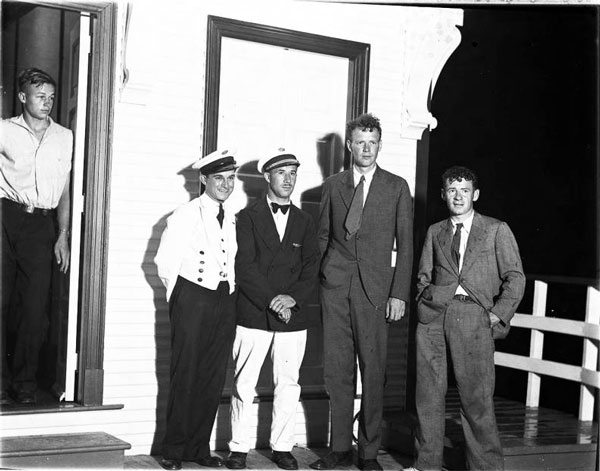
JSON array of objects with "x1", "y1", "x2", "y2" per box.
[{"x1": 192, "y1": 147, "x2": 238, "y2": 175}]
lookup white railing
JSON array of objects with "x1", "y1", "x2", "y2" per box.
[{"x1": 494, "y1": 279, "x2": 600, "y2": 421}]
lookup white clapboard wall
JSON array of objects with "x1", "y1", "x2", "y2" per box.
[{"x1": 0, "y1": 0, "x2": 463, "y2": 455}]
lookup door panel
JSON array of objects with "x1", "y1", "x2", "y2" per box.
[{"x1": 218, "y1": 37, "x2": 348, "y2": 396}]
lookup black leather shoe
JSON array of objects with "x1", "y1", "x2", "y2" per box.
[
  {"x1": 310, "y1": 450, "x2": 353, "y2": 470},
  {"x1": 196, "y1": 455, "x2": 224, "y2": 468},
  {"x1": 159, "y1": 458, "x2": 182, "y2": 470},
  {"x1": 225, "y1": 452, "x2": 247, "y2": 469},
  {"x1": 357, "y1": 458, "x2": 383, "y2": 470},
  {"x1": 14, "y1": 390, "x2": 36, "y2": 405},
  {"x1": 272, "y1": 451, "x2": 298, "y2": 470}
]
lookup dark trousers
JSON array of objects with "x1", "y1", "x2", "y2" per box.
[
  {"x1": 415, "y1": 299, "x2": 503, "y2": 471},
  {"x1": 1, "y1": 199, "x2": 55, "y2": 393},
  {"x1": 162, "y1": 277, "x2": 236, "y2": 461},
  {"x1": 321, "y1": 265, "x2": 389, "y2": 459}
]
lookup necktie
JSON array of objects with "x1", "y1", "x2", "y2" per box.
[
  {"x1": 217, "y1": 203, "x2": 224, "y2": 228},
  {"x1": 344, "y1": 175, "x2": 365, "y2": 240},
  {"x1": 451, "y1": 222, "x2": 463, "y2": 268},
  {"x1": 270, "y1": 202, "x2": 290, "y2": 214}
]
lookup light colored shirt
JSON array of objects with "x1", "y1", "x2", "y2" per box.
[
  {"x1": 0, "y1": 115, "x2": 73, "y2": 209},
  {"x1": 352, "y1": 165, "x2": 376, "y2": 206},
  {"x1": 266, "y1": 196, "x2": 290, "y2": 241},
  {"x1": 453, "y1": 212, "x2": 474, "y2": 295}
]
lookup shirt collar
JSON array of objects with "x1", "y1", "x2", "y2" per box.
[
  {"x1": 352, "y1": 165, "x2": 376, "y2": 186},
  {"x1": 12, "y1": 114, "x2": 56, "y2": 134},
  {"x1": 452, "y1": 211, "x2": 475, "y2": 233},
  {"x1": 200, "y1": 192, "x2": 224, "y2": 212},
  {"x1": 266, "y1": 195, "x2": 292, "y2": 212}
]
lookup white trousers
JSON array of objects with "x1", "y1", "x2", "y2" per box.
[{"x1": 229, "y1": 325, "x2": 307, "y2": 453}]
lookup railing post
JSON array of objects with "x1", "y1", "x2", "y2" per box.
[
  {"x1": 579, "y1": 285, "x2": 600, "y2": 421},
  {"x1": 526, "y1": 280, "x2": 547, "y2": 408}
]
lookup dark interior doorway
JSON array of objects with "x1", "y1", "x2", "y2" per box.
[{"x1": 1, "y1": 2, "x2": 81, "y2": 409}]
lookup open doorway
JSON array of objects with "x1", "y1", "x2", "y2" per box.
[
  {"x1": 1, "y1": 1, "x2": 88, "y2": 409},
  {"x1": 1, "y1": 0, "x2": 115, "y2": 410}
]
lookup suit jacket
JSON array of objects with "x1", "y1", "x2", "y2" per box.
[
  {"x1": 416, "y1": 211, "x2": 525, "y2": 339},
  {"x1": 155, "y1": 195, "x2": 237, "y2": 301},
  {"x1": 318, "y1": 166, "x2": 413, "y2": 309},
  {"x1": 235, "y1": 198, "x2": 320, "y2": 332}
]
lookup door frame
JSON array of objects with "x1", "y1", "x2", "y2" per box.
[
  {"x1": 12, "y1": 0, "x2": 117, "y2": 406},
  {"x1": 203, "y1": 15, "x2": 370, "y2": 155}
]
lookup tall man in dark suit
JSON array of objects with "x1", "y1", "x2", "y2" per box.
[
  {"x1": 226, "y1": 148, "x2": 320, "y2": 471},
  {"x1": 311, "y1": 114, "x2": 413, "y2": 471},
  {"x1": 411, "y1": 166, "x2": 525, "y2": 471}
]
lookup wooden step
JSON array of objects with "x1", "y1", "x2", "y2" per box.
[{"x1": 0, "y1": 431, "x2": 131, "y2": 468}]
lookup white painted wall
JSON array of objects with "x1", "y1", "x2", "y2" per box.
[{"x1": 0, "y1": 0, "x2": 462, "y2": 456}]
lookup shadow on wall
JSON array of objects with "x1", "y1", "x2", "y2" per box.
[
  {"x1": 141, "y1": 166, "x2": 198, "y2": 455},
  {"x1": 301, "y1": 132, "x2": 346, "y2": 224}
]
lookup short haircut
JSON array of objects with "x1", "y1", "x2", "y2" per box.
[
  {"x1": 346, "y1": 113, "x2": 382, "y2": 141},
  {"x1": 18, "y1": 68, "x2": 56, "y2": 92},
  {"x1": 441, "y1": 165, "x2": 479, "y2": 190}
]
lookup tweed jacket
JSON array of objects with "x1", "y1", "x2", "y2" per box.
[
  {"x1": 235, "y1": 197, "x2": 320, "y2": 332},
  {"x1": 416, "y1": 211, "x2": 525, "y2": 338},
  {"x1": 318, "y1": 166, "x2": 413, "y2": 309}
]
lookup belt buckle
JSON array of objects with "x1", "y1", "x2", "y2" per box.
[{"x1": 24, "y1": 204, "x2": 35, "y2": 214}]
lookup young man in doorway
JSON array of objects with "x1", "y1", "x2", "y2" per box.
[{"x1": 0, "y1": 68, "x2": 73, "y2": 405}]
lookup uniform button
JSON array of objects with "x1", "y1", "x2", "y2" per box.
[
  {"x1": 199, "y1": 250, "x2": 204, "y2": 255},
  {"x1": 199, "y1": 269, "x2": 204, "y2": 273},
  {"x1": 224, "y1": 262, "x2": 227, "y2": 266},
  {"x1": 200, "y1": 261, "x2": 205, "y2": 264},
  {"x1": 221, "y1": 239, "x2": 224, "y2": 242},
  {"x1": 198, "y1": 278, "x2": 203, "y2": 282}
]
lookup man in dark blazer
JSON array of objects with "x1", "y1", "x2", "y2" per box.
[
  {"x1": 226, "y1": 148, "x2": 320, "y2": 471},
  {"x1": 311, "y1": 114, "x2": 413, "y2": 471},
  {"x1": 411, "y1": 166, "x2": 525, "y2": 471}
]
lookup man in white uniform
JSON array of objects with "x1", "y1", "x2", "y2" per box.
[{"x1": 155, "y1": 149, "x2": 238, "y2": 471}]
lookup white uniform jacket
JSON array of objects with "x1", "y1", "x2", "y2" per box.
[{"x1": 155, "y1": 193, "x2": 237, "y2": 301}]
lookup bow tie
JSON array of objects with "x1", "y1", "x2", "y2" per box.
[{"x1": 271, "y1": 202, "x2": 290, "y2": 214}]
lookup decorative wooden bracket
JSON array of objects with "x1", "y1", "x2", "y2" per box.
[{"x1": 401, "y1": 9, "x2": 463, "y2": 140}]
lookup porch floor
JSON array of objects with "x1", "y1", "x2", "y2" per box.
[
  {"x1": 124, "y1": 447, "x2": 413, "y2": 470},
  {"x1": 125, "y1": 389, "x2": 598, "y2": 470}
]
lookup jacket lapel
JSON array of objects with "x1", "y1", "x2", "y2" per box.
[
  {"x1": 337, "y1": 170, "x2": 355, "y2": 209},
  {"x1": 437, "y1": 218, "x2": 458, "y2": 273},
  {"x1": 362, "y1": 166, "x2": 382, "y2": 215},
  {"x1": 254, "y1": 199, "x2": 282, "y2": 250},
  {"x1": 461, "y1": 212, "x2": 487, "y2": 274},
  {"x1": 280, "y1": 205, "x2": 299, "y2": 248}
]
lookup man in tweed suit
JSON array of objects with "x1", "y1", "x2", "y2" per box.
[
  {"x1": 311, "y1": 114, "x2": 413, "y2": 471},
  {"x1": 411, "y1": 166, "x2": 525, "y2": 471}
]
